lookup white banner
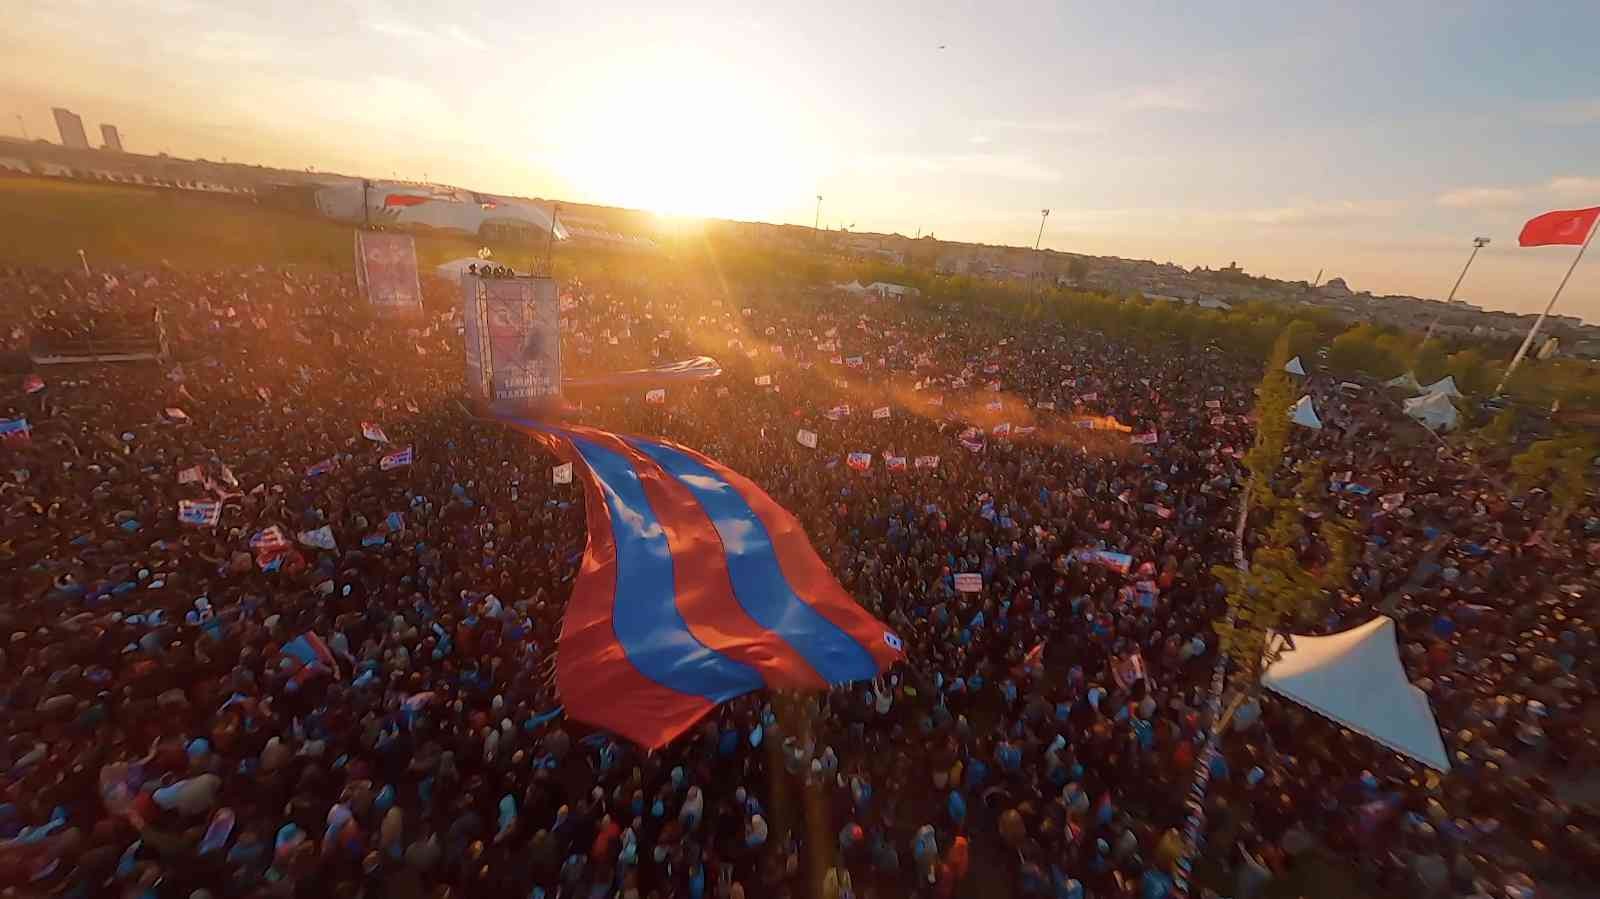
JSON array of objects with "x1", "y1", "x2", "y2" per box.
[
  {"x1": 872, "y1": 406, "x2": 891, "y2": 419},
  {"x1": 755, "y1": 375, "x2": 772, "y2": 386},
  {"x1": 178, "y1": 499, "x2": 221, "y2": 527},
  {"x1": 297, "y1": 525, "x2": 338, "y2": 550},
  {"x1": 797, "y1": 429, "x2": 818, "y2": 449},
  {"x1": 645, "y1": 388, "x2": 666, "y2": 404},
  {"x1": 954, "y1": 572, "x2": 983, "y2": 593},
  {"x1": 553, "y1": 462, "x2": 574, "y2": 484},
  {"x1": 914, "y1": 455, "x2": 940, "y2": 469}
]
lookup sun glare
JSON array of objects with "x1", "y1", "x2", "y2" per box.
[{"x1": 554, "y1": 54, "x2": 820, "y2": 222}]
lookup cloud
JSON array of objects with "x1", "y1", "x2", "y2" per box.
[
  {"x1": 1436, "y1": 187, "x2": 1526, "y2": 209},
  {"x1": 1116, "y1": 85, "x2": 1210, "y2": 113},
  {"x1": 369, "y1": 19, "x2": 487, "y2": 51},
  {"x1": 1524, "y1": 98, "x2": 1600, "y2": 126},
  {"x1": 1434, "y1": 177, "x2": 1600, "y2": 209},
  {"x1": 976, "y1": 118, "x2": 1103, "y2": 137},
  {"x1": 1049, "y1": 200, "x2": 1397, "y2": 232},
  {"x1": 849, "y1": 152, "x2": 1062, "y2": 183},
  {"x1": 1232, "y1": 200, "x2": 1397, "y2": 226},
  {"x1": 1546, "y1": 176, "x2": 1600, "y2": 200}
]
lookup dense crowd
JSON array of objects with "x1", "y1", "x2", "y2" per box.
[{"x1": 0, "y1": 262, "x2": 1596, "y2": 899}]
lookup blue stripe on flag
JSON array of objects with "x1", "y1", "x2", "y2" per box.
[
  {"x1": 628, "y1": 437, "x2": 879, "y2": 684},
  {"x1": 569, "y1": 436, "x2": 762, "y2": 702}
]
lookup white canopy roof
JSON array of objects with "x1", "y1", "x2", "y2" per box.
[
  {"x1": 1402, "y1": 391, "x2": 1459, "y2": 432},
  {"x1": 1420, "y1": 375, "x2": 1462, "y2": 398},
  {"x1": 1289, "y1": 394, "x2": 1322, "y2": 429},
  {"x1": 1284, "y1": 355, "x2": 1307, "y2": 376},
  {"x1": 834, "y1": 280, "x2": 868, "y2": 293},
  {"x1": 1264, "y1": 616, "x2": 1450, "y2": 772},
  {"x1": 1385, "y1": 371, "x2": 1422, "y2": 391},
  {"x1": 434, "y1": 257, "x2": 483, "y2": 278}
]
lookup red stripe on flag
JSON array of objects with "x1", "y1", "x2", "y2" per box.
[
  {"x1": 383, "y1": 194, "x2": 431, "y2": 208},
  {"x1": 515, "y1": 426, "x2": 714, "y2": 748},
  {"x1": 656, "y1": 437, "x2": 905, "y2": 672},
  {"x1": 576, "y1": 426, "x2": 830, "y2": 690}
]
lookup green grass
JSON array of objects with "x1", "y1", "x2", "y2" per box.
[{"x1": 0, "y1": 176, "x2": 550, "y2": 272}]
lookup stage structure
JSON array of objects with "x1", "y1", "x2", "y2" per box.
[
  {"x1": 461, "y1": 272, "x2": 562, "y2": 415},
  {"x1": 355, "y1": 231, "x2": 424, "y2": 317}
]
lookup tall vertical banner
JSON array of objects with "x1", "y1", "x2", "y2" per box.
[
  {"x1": 355, "y1": 231, "x2": 424, "y2": 317},
  {"x1": 461, "y1": 274, "x2": 562, "y2": 415}
]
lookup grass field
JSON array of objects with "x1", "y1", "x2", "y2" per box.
[{"x1": 0, "y1": 176, "x2": 552, "y2": 272}]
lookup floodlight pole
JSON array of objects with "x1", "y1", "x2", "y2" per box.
[
  {"x1": 1422, "y1": 237, "x2": 1490, "y2": 343},
  {"x1": 1033, "y1": 209, "x2": 1050, "y2": 293}
]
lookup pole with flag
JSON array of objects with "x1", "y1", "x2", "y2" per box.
[{"x1": 1494, "y1": 206, "x2": 1600, "y2": 396}]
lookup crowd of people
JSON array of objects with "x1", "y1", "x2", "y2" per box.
[{"x1": 0, "y1": 260, "x2": 1596, "y2": 899}]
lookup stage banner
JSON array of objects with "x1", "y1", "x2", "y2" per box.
[
  {"x1": 355, "y1": 231, "x2": 423, "y2": 317},
  {"x1": 462, "y1": 275, "x2": 562, "y2": 415}
]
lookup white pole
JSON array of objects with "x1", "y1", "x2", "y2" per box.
[
  {"x1": 1494, "y1": 222, "x2": 1596, "y2": 396},
  {"x1": 77, "y1": 249, "x2": 90, "y2": 278}
]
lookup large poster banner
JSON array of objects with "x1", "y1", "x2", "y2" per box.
[
  {"x1": 355, "y1": 231, "x2": 424, "y2": 317},
  {"x1": 462, "y1": 275, "x2": 561, "y2": 414}
]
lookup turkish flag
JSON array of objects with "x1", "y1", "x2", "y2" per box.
[{"x1": 1518, "y1": 207, "x2": 1600, "y2": 246}]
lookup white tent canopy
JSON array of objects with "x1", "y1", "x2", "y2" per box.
[
  {"x1": 435, "y1": 257, "x2": 484, "y2": 278},
  {"x1": 1420, "y1": 375, "x2": 1462, "y2": 398},
  {"x1": 1263, "y1": 616, "x2": 1450, "y2": 772},
  {"x1": 1288, "y1": 395, "x2": 1322, "y2": 429},
  {"x1": 1385, "y1": 371, "x2": 1422, "y2": 391},
  {"x1": 1284, "y1": 355, "x2": 1307, "y2": 376},
  {"x1": 1403, "y1": 392, "x2": 1459, "y2": 432}
]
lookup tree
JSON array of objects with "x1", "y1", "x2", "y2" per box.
[
  {"x1": 1470, "y1": 408, "x2": 1516, "y2": 452},
  {"x1": 1412, "y1": 340, "x2": 1449, "y2": 384},
  {"x1": 1241, "y1": 332, "x2": 1296, "y2": 512},
  {"x1": 1328, "y1": 324, "x2": 1405, "y2": 378},
  {"x1": 1511, "y1": 434, "x2": 1597, "y2": 539},
  {"x1": 1214, "y1": 330, "x2": 1358, "y2": 685},
  {"x1": 1444, "y1": 348, "x2": 1494, "y2": 396}
]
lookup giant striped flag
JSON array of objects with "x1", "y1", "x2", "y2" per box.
[{"x1": 501, "y1": 419, "x2": 904, "y2": 747}]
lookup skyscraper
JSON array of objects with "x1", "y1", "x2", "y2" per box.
[
  {"x1": 51, "y1": 107, "x2": 88, "y2": 149},
  {"x1": 101, "y1": 124, "x2": 123, "y2": 152}
]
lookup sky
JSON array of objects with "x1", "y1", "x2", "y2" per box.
[{"x1": 6, "y1": 1, "x2": 1600, "y2": 320}]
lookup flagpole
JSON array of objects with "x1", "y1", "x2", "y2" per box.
[{"x1": 1495, "y1": 221, "x2": 1596, "y2": 396}]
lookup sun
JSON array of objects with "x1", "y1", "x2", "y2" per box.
[{"x1": 554, "y1": 54, "x2": 820, "y2": 222}]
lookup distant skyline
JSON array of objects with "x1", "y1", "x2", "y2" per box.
[{"x1": 5, "y1": 2, "x2": 1600, "y2": 319}]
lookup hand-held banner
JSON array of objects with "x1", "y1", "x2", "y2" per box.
[
  {"x1": 379, "y1": 446, "x2": 413, "y2": 470},
  {"x1": 179, "y1": 499, "x2": 221, "y2": 526}
]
